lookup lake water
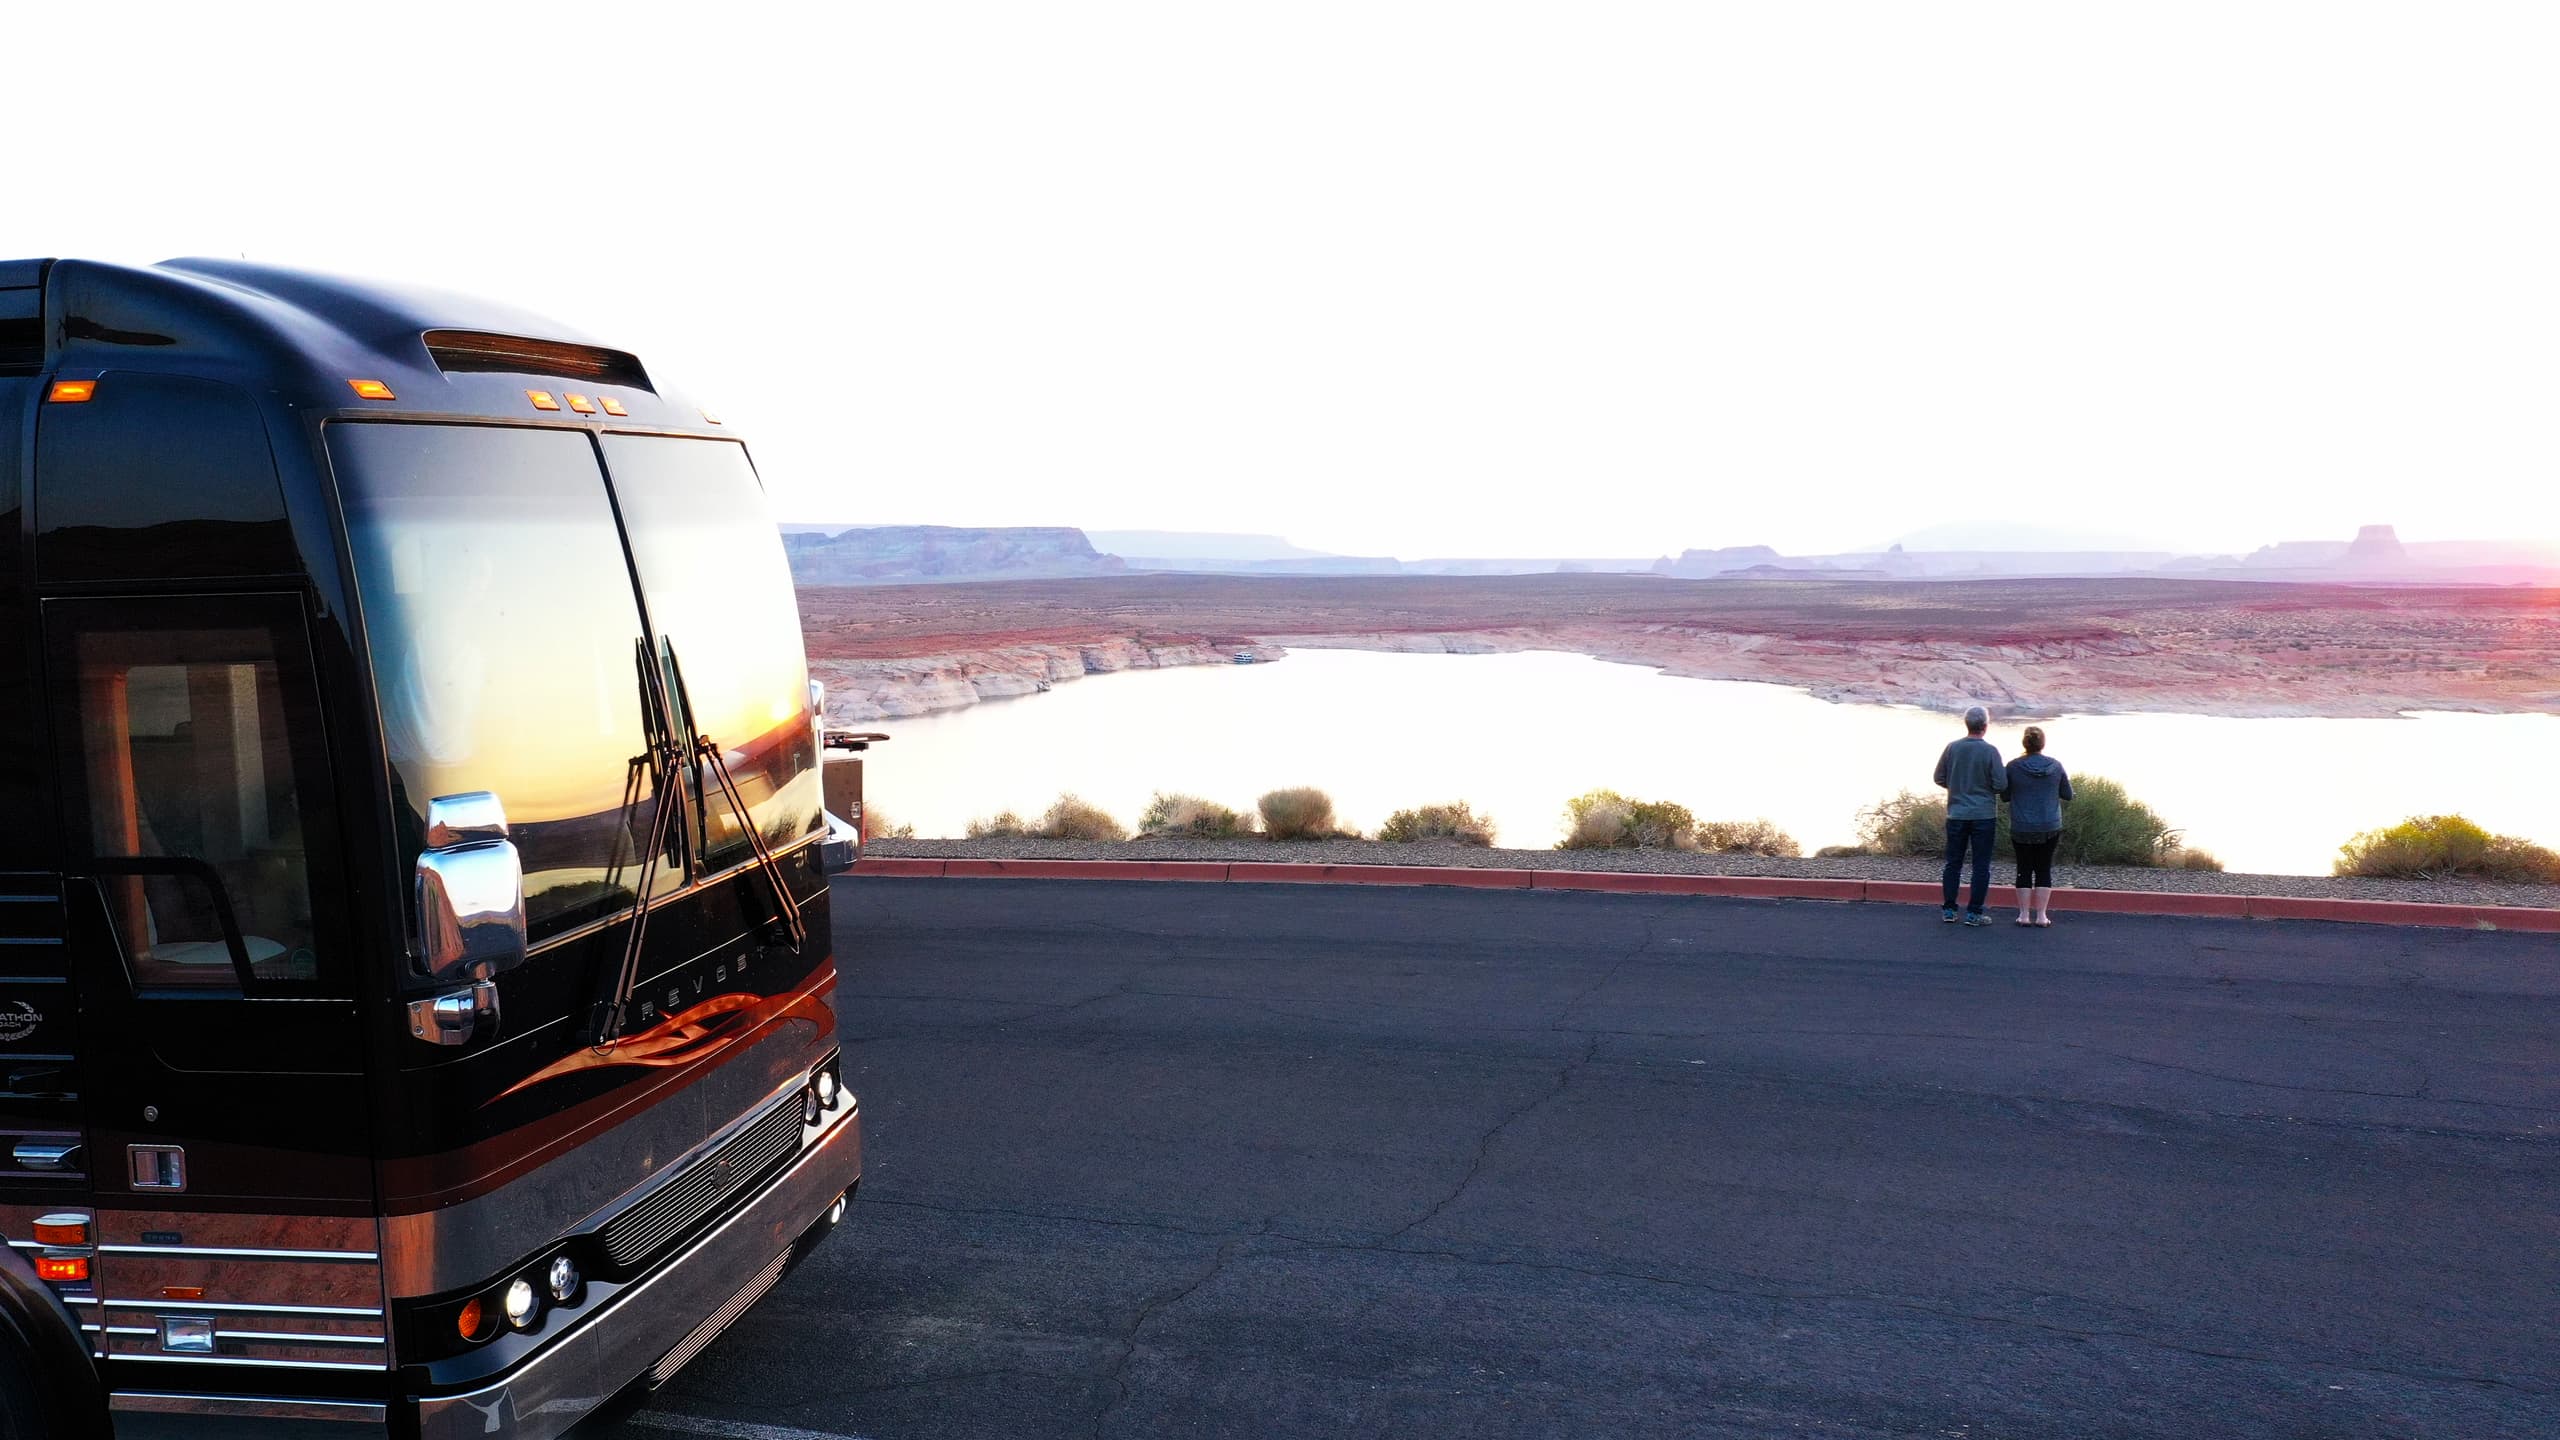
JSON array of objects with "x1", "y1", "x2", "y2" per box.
[{"x1": 859, "y1": 648, "x2": 2560, "y2": 875}]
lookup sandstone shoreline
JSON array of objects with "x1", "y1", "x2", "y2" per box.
[
  {"x1": 798, "y1": 575, "x2": 2560, "y2": 726},
  {"x1": 813, "y1": 639, "x2": 1290, "y2": 723}
]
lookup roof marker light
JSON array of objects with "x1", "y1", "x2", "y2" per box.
[
  {"x1": 701, "y1": 409, "x2": 723, "y2": 425},
  {"x1": 599, "y1": 396, "x2": 628, "y2": 416},
  {"x1": 347, "y1": 379, "x2": 397, "y2": 400},
  {"x1": 565, "y1": 393, "x2": 597, "y2": 414},
  {"x1": 47, "y1": 380, "x2": 96, "y2": 404},
  {"x1": 526, "y1": 390, "x2": 562, "y2": 412}
]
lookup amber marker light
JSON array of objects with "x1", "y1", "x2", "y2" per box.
[
  {"x1": 159, "y1": 1285, "x2": 205, "y2": 1300},
  {"x1": 598, "y1": 396, "x2": 628, "y2": 416},
  {"x1": 36, "y1": 1256, "x2": 88, "y2": 1283},
  {"x1": 526, "y1": 390, "x2": 562, "y2": 411},
  {"x1": 47, "y1": 379, "x2": 96, "y2": 403},
  {"x1": 701, "y1": 408, "x2": 723, "y2": 425},
  {"x1": 456, "y1": 1296, "x2": 489, "y2": 1342},
  {"x1": 347, "y1": 379, "x2": 396, "y2": 400},
  {"x1": 31, "y1": 1216, "x2": 88, "y2": 1246},
  {"x1": 565, "y1": 393, "x2": 597, "y2": 414}
]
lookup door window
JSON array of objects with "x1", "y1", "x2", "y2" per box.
[{"x1": 50, "y1": 600, "x2": 336, "y2": 990}]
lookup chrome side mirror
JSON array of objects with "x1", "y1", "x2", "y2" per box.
[{"x1": 411, "y1": 792, "x2": 526, "y2": 1045}]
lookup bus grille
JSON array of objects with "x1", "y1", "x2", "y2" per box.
[{"x1": 600, "y1": 1096, "x2": 803, "y2": 1269}]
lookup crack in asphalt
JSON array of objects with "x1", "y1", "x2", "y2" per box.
[
  {"x1": 1086, "y1": 1223, "x2": 1267, "y2": 1440},
  {"x1": 1551, "y1": 915, "x2": 1659, "y2": 1030},
  {"x1": 1387, "y1": 1031, "x2": 1602, "y2": 1243}
]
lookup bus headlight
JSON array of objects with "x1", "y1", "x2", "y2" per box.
[
  {"x1": 504, "y1": 1278, "x2": 539, "y2": 1330},
  {"x1": 546, "y1": 1255, "x2": 581, "y2": 1303},
  {"x1": 815, "y1": 1069, "x2": 838, "y2": 1109}
]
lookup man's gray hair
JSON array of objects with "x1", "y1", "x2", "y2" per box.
[{"x1": 1963, "y1": 706, "x2": 1990, "y2": 733}]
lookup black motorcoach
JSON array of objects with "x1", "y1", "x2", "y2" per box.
[{"x1": 0, "y1": 257, "x2": 859, "y2": 1438}]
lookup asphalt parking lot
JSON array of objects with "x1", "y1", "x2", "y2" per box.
[{"x1": 602, "y1": 877, "x2": 2560, "y2": 1440}]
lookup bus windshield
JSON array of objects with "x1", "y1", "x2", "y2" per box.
[
  {"x1": 334, "y1": 423, "x2": 678, "y2": 950},
  {"x1": 331, "y1": 423, "x2": 821, "y2": 959}
]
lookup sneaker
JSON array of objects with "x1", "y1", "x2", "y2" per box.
[
  {"x1": 1942, "y1": 908, "x2": 1959, "y2": 924},
  {"x1": 1962, "y1": 912, "x2": 1993, "y2": 927}
]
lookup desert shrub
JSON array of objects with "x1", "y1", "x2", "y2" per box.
[
  {"x1": 966, "y1": 810, "x2": 1030, "y2": 839},
  {"x1": 1854, "y1": 790, "x2": 1949, "y2": 857},
  {"x1": 1037, "y1": 793, "x2": 1128, "y2": 842},
  {"x1": 1560, "y1": 790, "x2": 1633, "y2": 849},
  {"x1": 1138, "y1": 792, "x2": 1255, "y2": 839},
  {"x1": 2050, "y1": 775, "x2": 2186, "y2": 868},
  {"x1": 1257, "y1": 786, "x2": 1338, "y2": 841},
  {"x1": 1814, "y1": 844, "x2": 1871, "y2": 859},
  {"x1": 1377, "y1": 802, "x2": 1497, "y2": 846},
  {"x1": 2335, "y1": 815, "x2": 2560, "y2": 882},
  {"x1": 1559, "y1": 790, "x2": 1697, "y2": 850},
  {"x1": 1692, "y1": 819, "x2": 1802, "y2": 858},
  {"x1": 864, "y1": 807, "x2": 917, "y2": 841},
  {"x1": 1854, "y1": 777, "x2": 2198, "y2": 868}
]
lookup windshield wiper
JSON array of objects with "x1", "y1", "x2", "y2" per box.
[
  {"x1": 664, "y1": 642, "x2": 809, "y2": 955},
  {"x1": 592, "y1": 638, "x2": 690, "y2": 1048},
  {"x1": 590, "y1": 638, "x2": 809, "y2": 1049}
]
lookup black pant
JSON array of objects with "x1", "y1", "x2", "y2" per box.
[
  {"x1": 1942, "y1": 818, "x2": 1997, "y2": 913},
  {"x1": 2014, "y1": 836, "x2": 2059, "y2": 889}
]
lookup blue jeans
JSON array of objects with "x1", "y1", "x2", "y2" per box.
[{"x1": 1942, "y1": 818, "x2": 1997, "y2": 914}]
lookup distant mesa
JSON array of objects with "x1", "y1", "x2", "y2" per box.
[
  {"x1": 785, "y1": 525, "x2": 1125, "y2": 585},
  {"x1": 1653, "y1": 546, "x2": 1784, "y2": 578},
  {"x1": 2345, "y1": 524, "x2": 2408, "y2": 568},
  {"x1": 1088, "y1": 530, "x2": 1328, "y2": 563}
]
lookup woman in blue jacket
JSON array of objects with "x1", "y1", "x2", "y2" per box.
[{"x1": 2004, "y1": 726, "x2": 2073, "y2": 927}]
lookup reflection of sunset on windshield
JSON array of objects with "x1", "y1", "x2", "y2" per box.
[
  {"x1": 369, "y1": 511, "x2": 651, "y2": 820},
  {"x1": 605, "y1": 437, "x2": 814, "y2": 756}
]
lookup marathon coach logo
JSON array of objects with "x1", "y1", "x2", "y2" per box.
[{"x1": 0, "y1": 1000, "x2": 41, "y2": 1044}]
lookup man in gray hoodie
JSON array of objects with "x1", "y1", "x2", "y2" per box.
[{"x1": 1933, "y1": 705, "x2": 2008, "y2": 925}]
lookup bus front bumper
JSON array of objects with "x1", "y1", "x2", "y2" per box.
[{"x1": 414, "y1": 1098, "x2": 862, "y2": 1440}]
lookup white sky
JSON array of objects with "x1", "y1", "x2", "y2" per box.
[{"x1": 14, "y1": 3, "x2": 2559, "y2": 558}]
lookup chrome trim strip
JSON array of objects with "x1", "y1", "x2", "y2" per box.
[
  {"x1": 219, "y1": 1330, "x2": 386, "y2": 1346},
  {"x1": 108, "y1": 1352, "x2": 388, "y2": 1372},
  {"x1": 98, "y1": 1244, "x2": 380, "y2": 1261},
  {"x1": 111, "y1": 1390, "x2": 389, "y2": 1421},
  {"x1": 105, "y1": 1299, "x2": 384, "y2": 1317}
]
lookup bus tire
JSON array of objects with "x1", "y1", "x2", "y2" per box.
[{"x1": 0, "y1": 1247, "x2": 104, "y2": 1440}]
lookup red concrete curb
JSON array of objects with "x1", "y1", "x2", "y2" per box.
[
  {"x1": 2056, "y1": 889, "x2": 2253, "y2": 919},
  {"x1": 940, "y1": 858, "x2": 1232, "y2": 883},
  {"x1": 843, "y1": 858, "x2": 2559, "y2": 932},
  {"x1": 845, "y1": 856, "x2": 949, "y2": 877}
]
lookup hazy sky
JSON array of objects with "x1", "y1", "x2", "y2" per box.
[{"x1": 14, "y1": 4, "x2": 2558, "y2": 558}]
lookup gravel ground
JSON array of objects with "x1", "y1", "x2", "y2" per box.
[{"x1": 870, "y1": 836, "x2": 2560, "y2": 910}]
